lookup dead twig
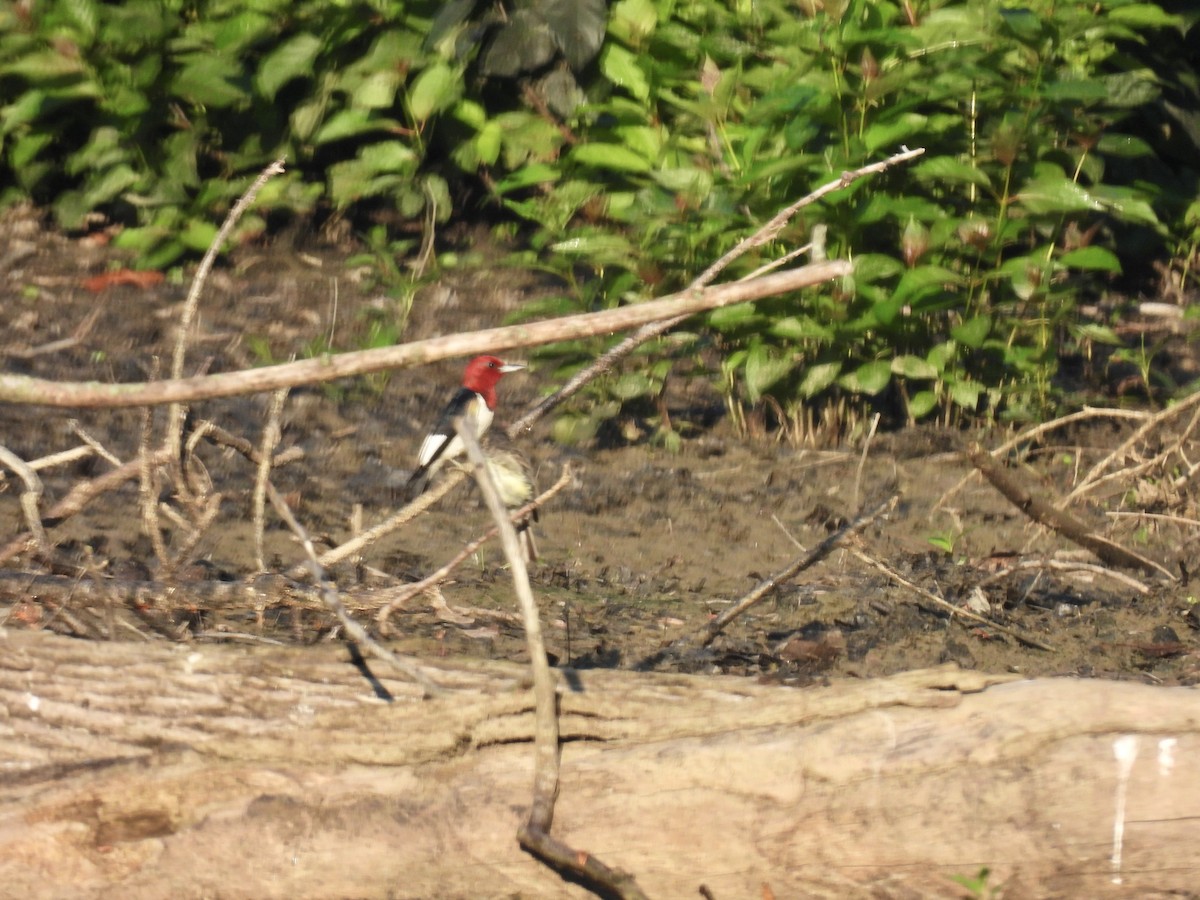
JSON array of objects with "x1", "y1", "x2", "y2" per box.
[
  {"x1": 254, "y1": 388, "x2": 289, "y2": 571},
  {"x1": 165, "y1": 157, "x2": 286, "y2": 463},
  {"x1": 0, "y1": 444, "x2": 51, "y2": 557},
  {"x1": 701, "y1": 493, "x2": 900, "y2": 647},
  {"x1": 966, "y1": 442, "x2": 1175, "y2": 581},
  {"x1": 975, "y1": 556, "x2": 1150, "y2": 597},
  {"x1": 0, "y1": 447, "x2": 175, "y2": 565},
  {"x1": 931, "y1": 406, "x2": 1149, "y2": 514},
  {"x1": 263, "y1": 479, "x2": 445, "y2": 697},
  {"x1": 454, "y1": 420, "x2": 645, "y2": 898},
  {"x1": 848, "y1": 546, "x2": 1056, "y2": 652},
  {"x1": 1062, "y1": 390, "x2": 1200, "y2": 506}
]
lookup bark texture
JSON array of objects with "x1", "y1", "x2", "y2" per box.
[{"x1": 2, "y1": 630, "x2": 1198, "y2": 899}]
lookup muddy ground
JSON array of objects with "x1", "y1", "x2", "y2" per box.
[{"x1": 1, "y1": 208, "x2": 1198, "y2": 687}]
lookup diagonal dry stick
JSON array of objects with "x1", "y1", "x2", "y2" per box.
[
  {"x1": 847, "y1": 545, "x2": 1056, "y2": 652},
  {"x1": 699, "y1": 493, "x2": 900, "y2": 647},
  {"x1": 263, "y1": 478, "x2": 445, "y2": 697},
  {"x1": 966, "y1": 441, "x2": 1175, "y2": 580}
]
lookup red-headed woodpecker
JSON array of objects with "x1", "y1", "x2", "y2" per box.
[{"x1": 406, "y1": 355, "x2": 525, "y2": 497}]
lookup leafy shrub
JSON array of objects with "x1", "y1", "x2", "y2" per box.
[{"x1": 0, "y1": 0, "x2": 1197, "y2": 434}]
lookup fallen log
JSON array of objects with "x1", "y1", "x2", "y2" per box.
[{"x1": 1, "y1": 630, "x2": 1197, "y2": 898}]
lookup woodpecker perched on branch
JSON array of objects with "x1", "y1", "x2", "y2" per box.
[{"x1": 405, "y1": 355, "x2": 524, "y2": 498}]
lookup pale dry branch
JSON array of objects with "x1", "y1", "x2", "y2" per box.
[
  {"x1": 165, "y1": 157, "x2": 286, "y2": 462},
  {"x1": 455, "y1": 420, "x2": 559, "y2": 828},
  {"x1": 932, "y1": 406, "x2": 1150, "y2": 514},
  {"x1": 285, "y1": 469, "x2": 469, "y2": 580},
  {"x1": 0, "y1": 447, "x2": 175, "y2": 565},
  {"x1": 975, "y1": 556, "x2": 1150, "y2": 596},
  {"x1": 0, "y1": 262, "x2": 849, "y2": 409},
  {"x1": 254, "y1": 388, "x2": 289, "y2": 572},
  {"x1": 0, "y1": 444, "x2": 50, "y2": 557},
  {"x1": 1062, "y1": 390, "x2": 1200, "y2": 505},
  {"x1": 452, "y1": 421, "x2": 645, "y2": 897},
  {"x1": 67, "y1": 418, "x2": 123, "y2": 467}
]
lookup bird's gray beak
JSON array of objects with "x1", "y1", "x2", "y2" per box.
[{"x1": 499, "y1": 362, "x2": 526, "y2": 373}]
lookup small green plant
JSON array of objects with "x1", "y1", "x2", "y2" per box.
[
  {"x1": 927, "y1": 529, "x2": 962, "y2": 555},
  {"x1": 951, "y1": 866, "x2": 997, "y2": 899}
]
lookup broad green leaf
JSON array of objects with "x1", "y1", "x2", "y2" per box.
[
  {"x1": 770, "y1": 316, "x2": 834, "y2": 342},
  {"x1": 257, "y1": 33, "x2": 321, "y2": 101},
  {"x1": 180, "y1": 217, "x2": 219, "y2": 251},
  {"x1": 475, "y1": 120, "x2": 502, "y2": 166},
  {"x1": 600, "y1": 43, "x2": 650, "y2": 101},
  {"x1": 610, "y1": 0, "x2": 658, "y2": 44},
  {"x1": 913, "y1": 156, "x2": 992, "y2": 189},
  {"x1": 173, "y1": 55, "x2": 248, "y2": 107},
  {"x1": 951, "y1": 315, "x2": 991, "y2": 349},
  {"x1": 481, "y1": 10, "x2": 556, "y2": 77},
  {"x1": 744, "y1": 344, "x2": 794, "y2": 403},
  {"x1": 1058, "y1": 246, "x2": 1121, "y2": 272},
  {"x1": 891, "y1": 355, "x2": 938, "y2": 380},
  {"x1": 949, "y1": 378, "x2": 984, "y2": 410},
  {"x1": 408, "y1": 62, "x2": 462, "y2": 122},
  {"x1": 839, "y1": 359, "x2": 892, "y2": 395},
  {"x1": 907, "y1": 390, "x2": 938, "y2": 419},
  {"x1": 862, "y1": 113, "x2": 927, "y2": 153},
  {"x1": 540, "y1": 0, "x2": 607, "y2": 71},
  {"x1": 570, "y1": 142, "x2": 652, "y2": 173},
  {"x1": 353, "y1": 70, "x2": 400, "y2": 109},
  {"x1": 799, "y1": 361, "x2": 841, "y2": 398},
  {"x1": 1015, "y1": 176, "x2": 1104, "y2": 215},
  {"x1": 314, "y1": 109, "x2": 395, "y2": 145},
  {"x1": 1073, "y1": 323, "x2": 1123, "y2": 345},
  {"x1": 1109, "y1": 4, "x2": 1182, "y2": 28},
  {"x1": 551, "y1": 233, "x2": 636, "y2": 263},
  {"x1": 707, "y1": 303, "x2": 762, "y2": 332},
  {"x1": 1096, "y1": 133, "x2": 1154, "y2": 158},
  {"x1": 611, "y1": 371, "x2": 654, "y2": 401},
  {"x1": 493, "y1": 163, "x2": 561, "y2": 194}
]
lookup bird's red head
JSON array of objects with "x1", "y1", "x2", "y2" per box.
[{"x1": 462, "y1": 355, "x2": 524, "y2": 408}]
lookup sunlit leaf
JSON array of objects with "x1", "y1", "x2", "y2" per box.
[
  {"x1": 1058, "y1": 246, "x2": 1121, "y2": 273},
  {"x1": 745, "y1": 344, "x2": 794, "y2": 403}
]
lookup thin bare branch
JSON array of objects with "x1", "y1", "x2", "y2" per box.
[
  {"x1": 263, "y1": 479, "x2": 445, "y2": 697},
  {"x1": 0, "y1": 444, "x2": 50, "y2": 557},
  {"x1": 966, "y1": 442, "x2": 1175, "y2": 580},
  {"x1": 849, "y1": 547, "x2": 1056, "y2": 652},
  {"x1": 454, "y1": 419, "x2": 559, "y2": 828},
  {"x1": 254, "y1": 389, "x2": 289, "y2": 571},
  {"x1": 165, "y1": 157, "x2": 286, "y2": 460}
]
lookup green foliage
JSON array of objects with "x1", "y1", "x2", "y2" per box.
[{"x1": 0, "y1": 0, "x2": 1197, "y2": 436}]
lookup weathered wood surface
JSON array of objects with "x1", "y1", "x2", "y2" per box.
[{"x1": 1, "y1": 629, "x2": 1198, "y2": 899}]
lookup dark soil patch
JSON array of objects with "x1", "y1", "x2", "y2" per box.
[{"x1": 2, "y1": 207, "x2": 1198, "y2": 687}]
